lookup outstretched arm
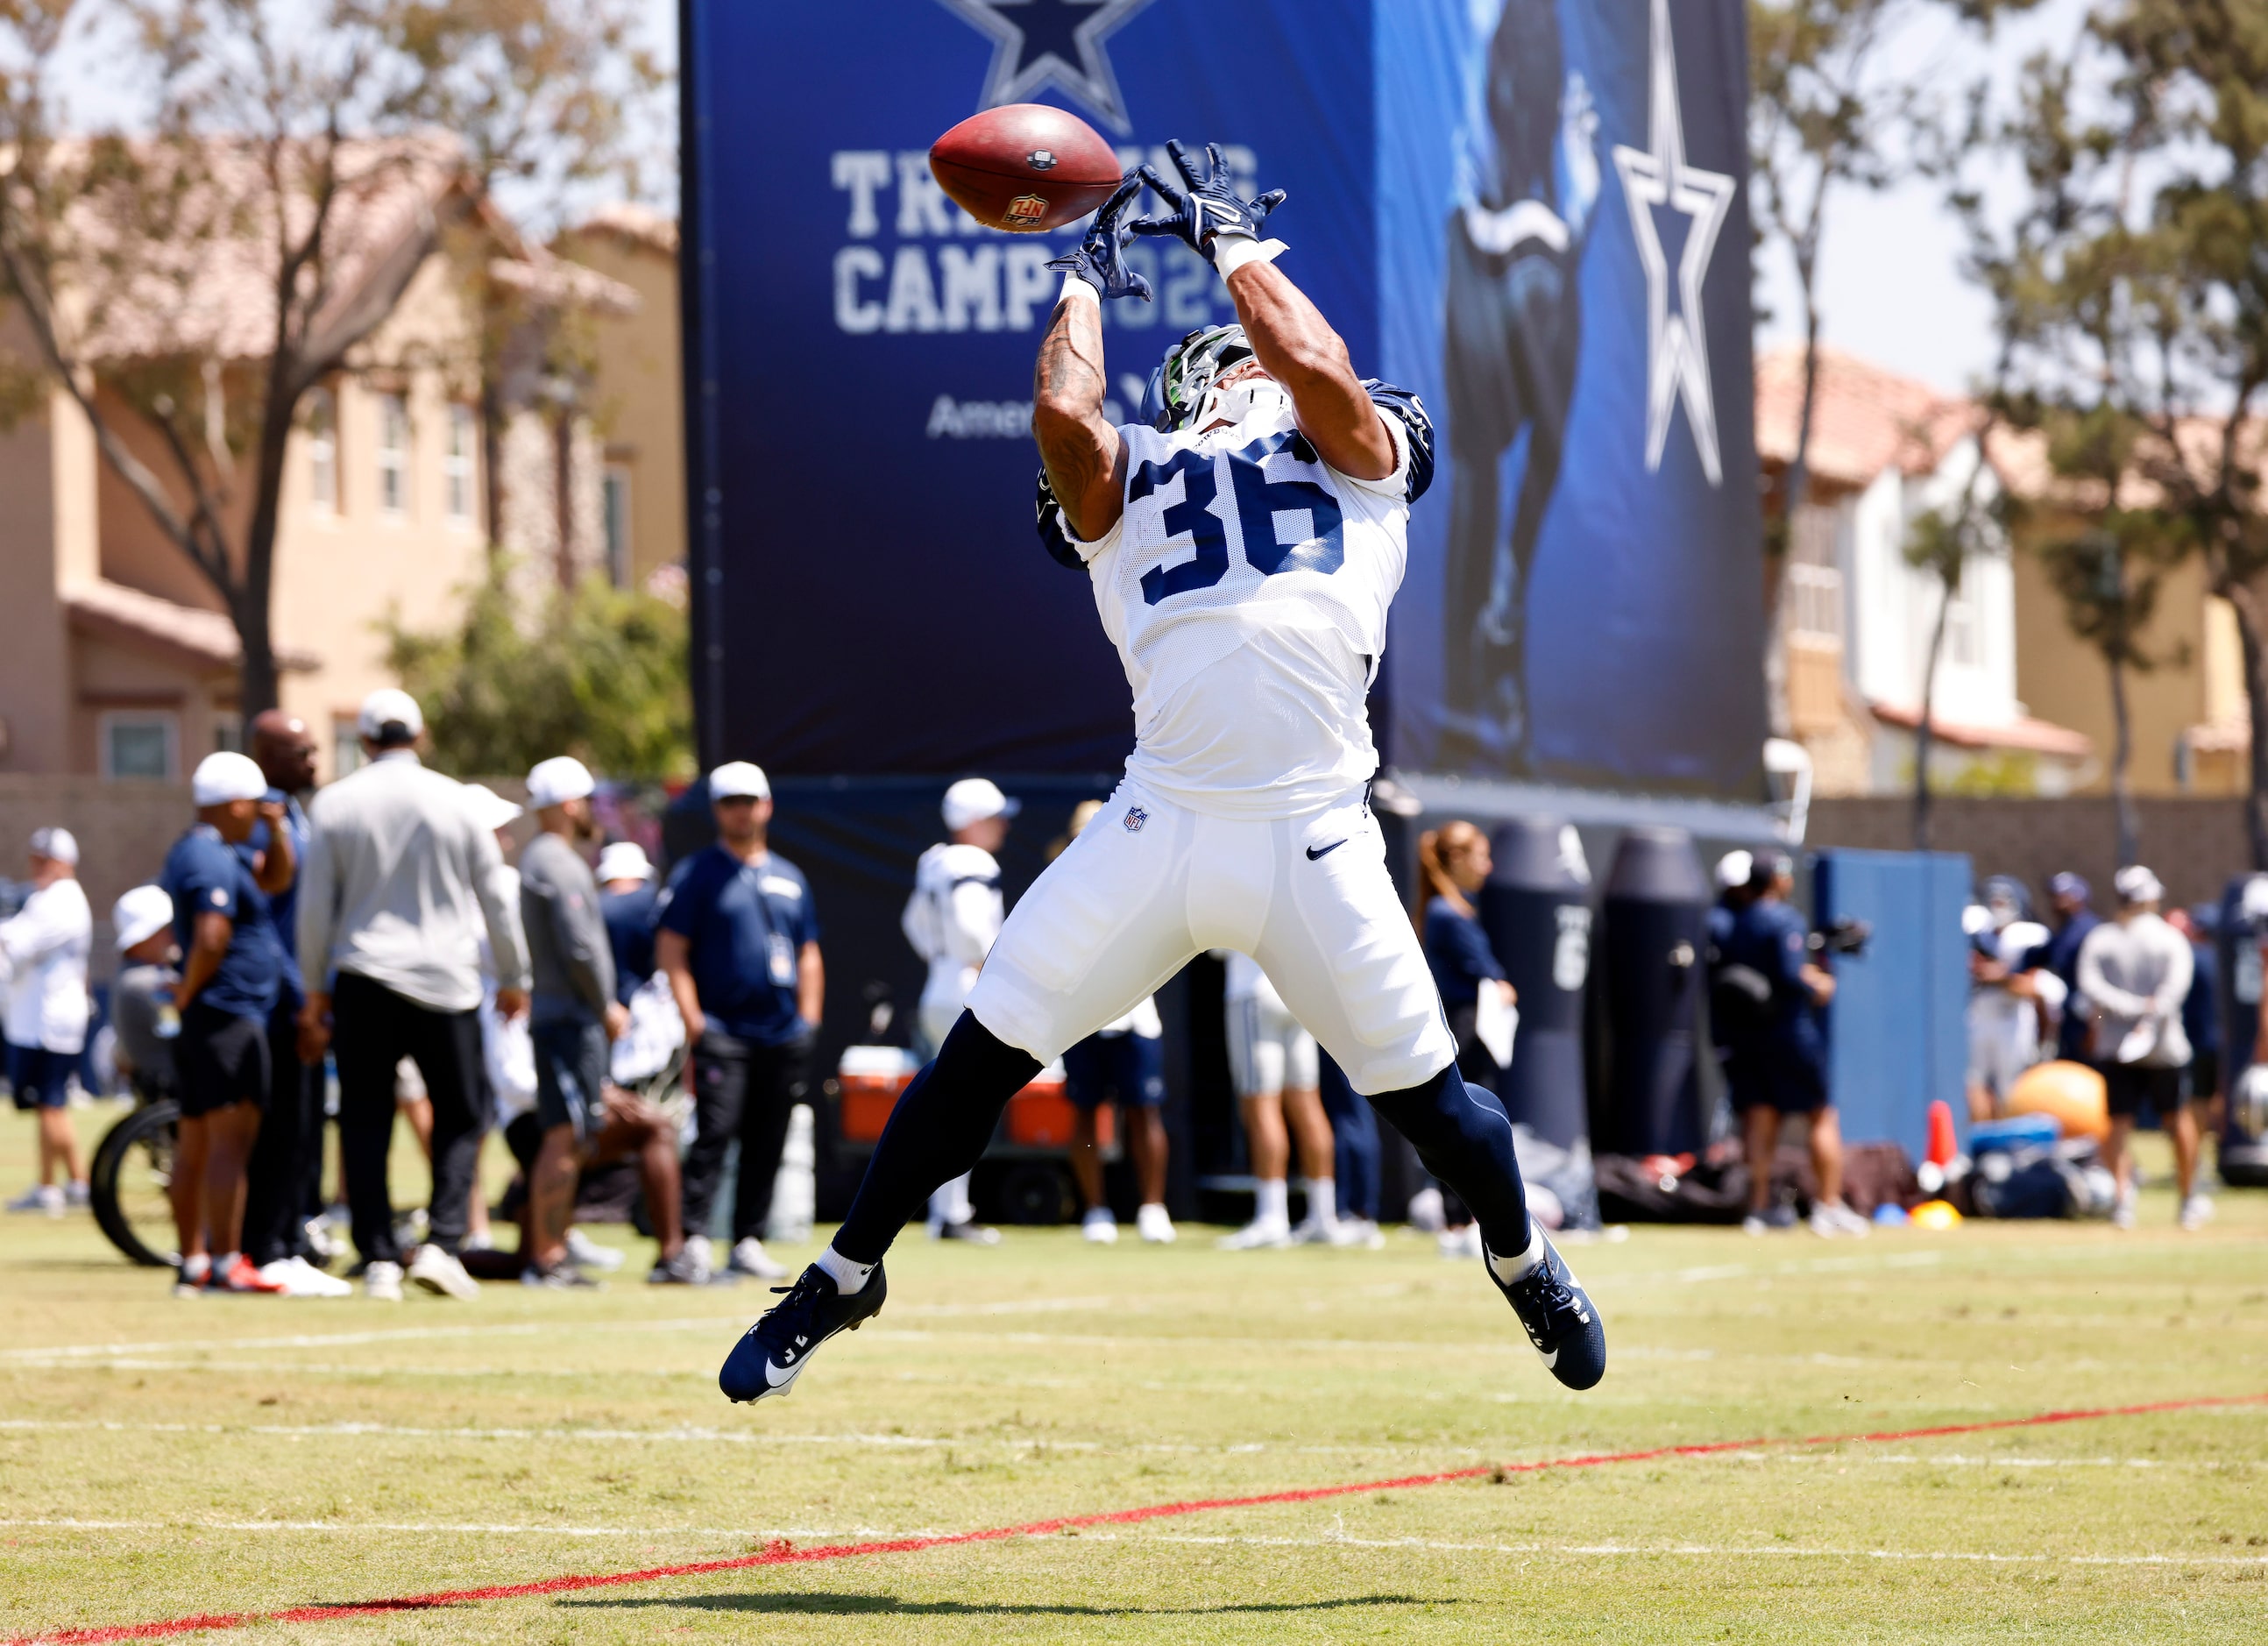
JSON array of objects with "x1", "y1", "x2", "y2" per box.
[
  {"x1": 1222, "y1": 261, "x2": 1395, "y2": 481},
  {"x1": 1031, "y1": 284, "x2": 1128, "y2": 543}
]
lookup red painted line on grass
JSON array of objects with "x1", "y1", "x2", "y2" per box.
[{"x1": 18, "y1": 1391, "x2": 2264, "y2": 1644}]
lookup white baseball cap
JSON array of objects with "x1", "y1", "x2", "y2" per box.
[
  {"x1": 357, "y1": 686, "x2": 424, "y2": 741},
  {"x1": 463, "y1": 783, "x2": 525, "y2": 834},
  {"x1": 942, "y1": 777, "x2": 1019, "y2": 833},
  {"x1": 2114, "y1": 864, "x2": 2165, "y2": 905},
  {"x1": 1713, "y1": 849, "x2": 1754, "y2": 891},
  {"x1": 527, "y1": 756, "x2": 596, "y2": 811},
  {"x1": 709, "y1": 762, "x2": 770, "y2": 801},
  {"x1": 113, "y1": 884, "x2": 174, "y2": 952},
  {"x1": 192, "y1": 751, "x2": 268, "y2": 806},
  {"x1": 596, "y1": 841, "x2": 653, "y2": 883},
  {"x1": 28, "y1": 826, "x2": 78, "y2": 867}
]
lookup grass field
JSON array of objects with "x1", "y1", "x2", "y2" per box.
[{"x1": 3, "y1": 1101, "x2": 2265, "y2": 1643}]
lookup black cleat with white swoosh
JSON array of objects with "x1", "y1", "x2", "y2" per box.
[
  {"x1": 1489, "y1": 1233, "x2": 1606, "y2": 1390},
  {"x1": 719, "y1": 1262, "x2": 887, "y2": 1404}
]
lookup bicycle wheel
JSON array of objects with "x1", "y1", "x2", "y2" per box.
[{"x1": 90, "y1": 1100, "x2": 181, "y2": 1268}]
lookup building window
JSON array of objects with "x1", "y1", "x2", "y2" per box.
[
  {"x1": 445, "y1": 403, "x2": 476, "y2": 525},
  {"x1": 377, "y1": 393, "x2": 410, "y2": 517},
  {"x1": 212, "y1": 716, "x2": 244, "y2": 755},
  {"x1": 100, "y1": 713, "x2": 177, "y2": 780},
  {"x1": 333, "y1": 720, "x2": 365, "y2": 778},
  {"x1": 308, "y1": 387, "x2": 338, "y2": 514},
  {"x1": 602, "y1": 464, "x2": 632, "y2": 585}
]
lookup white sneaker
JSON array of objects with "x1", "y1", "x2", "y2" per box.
[
  {"x1": 365, "y1": 1259, "x2": 404, "y2": 1302},
  {"x1": 1406, "y1": 1186, "x2": 1447, "y2": 1233},
  {"x1": 1809, "y1": 1200, "x2": 1870, "y2": 1238},
  {"x1": 259, "y1": 1256, "x2": 353, "y2": 1298},
  {"x1": 2178, "y1": 1194, "x2": 2214, "y2": 1231},
  {"x1": 1218, "y1": 1216, "x2": 1293, "y2": 1251},
  {"x1": 6, "y1": 1185, "x2": 64, "y2": 1217},
  {"x1": 729, "y1": 1237, "x2": 788, "y2": 1280},
  {"x1": 1436, "y1": 1224, "x2": 1485, "y2": 1260},
  {"x1": 174, "y1": 1254, "x2": 211, "y2": 1298},
  {"x1": 461, "y1": 1229, "x2": 495, "y2": 1253},
  {"x1": 1081, "y1": 1208, "x2": 1119, "y2": 1245},
  {"x1": 1291, "y1": 1217, "x2": 1340, "y2": 1245},
  {"x1": 63, "y1": 1180, "x2": 90, "y2": 1209},
  {"x1": 2111, "y1": 1196, "x2": 2137, "y2": 1231},
  {"x1": 566, "y1": 1229, "x2": 626, "y2": 1271},
  {"x1": 1136, "y1": 1203, "x2": 1176, "y2": 1244},
  {"x1": 407, "y1": 1245, "x2": 481, "y2": 1301},
  {"x1": 684, "y1": 1233, "x2": 714, "y2": 1275},
  {"x1": 1329, "y1": 1217, "x2": 1386, "y2": 1250}
]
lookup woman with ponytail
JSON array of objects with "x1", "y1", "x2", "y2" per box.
[{"x1": 1414, "y1": 821, "x2": 1519, "y2": 1256}]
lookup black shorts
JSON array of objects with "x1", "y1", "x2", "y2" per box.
[
  {"x1": 1062, "y1": 1031, "x2": 1166, "y2": 1110},
  {"x1": 533, "y1": 1017, "x2": 608, "y2": 1143},
  {"x1": 175, "y1": 1001, "x2": 271, "y2": 1118},
  {"x1": 1727, "y1": 1046, "x2": 1826, "y2": 1116},
  {"x1": 7, "y1": 1043, "x2": 74, "y2": 1110},
  {"x1": 2103, "y1": 1062, "x2": 2186, "y2": 1119}
]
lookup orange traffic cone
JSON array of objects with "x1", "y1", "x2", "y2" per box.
[{"x1": 1925, "y1": 1099, "x2": 1958, "y2": 1168}]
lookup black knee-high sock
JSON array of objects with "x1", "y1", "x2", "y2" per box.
[
  {"x1": 832, "y1": 1011, "x2": 1040, "y2": 1264},
  {"x1": 1365, "y1": 1062, "x2": 1534, "y2": 1260}
]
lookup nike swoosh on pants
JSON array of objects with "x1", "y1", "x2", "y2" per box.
[{"x1": 1306, "y1": 839, "x2": 1347, "y2": 861}]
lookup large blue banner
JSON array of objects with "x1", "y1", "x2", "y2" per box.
[{"x1": 683, "y1": 0, "x2": 1764, "y2": 798}]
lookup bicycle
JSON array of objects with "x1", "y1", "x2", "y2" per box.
[{"x1": 89, "y1": 1086, "x2": 181, "y2": 1269}]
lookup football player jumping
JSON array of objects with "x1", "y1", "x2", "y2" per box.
[{"x1": 720, "y1": 142, "x2": 1605, "y2": 1403}]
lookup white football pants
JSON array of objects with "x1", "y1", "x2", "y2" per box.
[{"x1": 968, "y1": 780, "x2": 1456, "y2": 1096}]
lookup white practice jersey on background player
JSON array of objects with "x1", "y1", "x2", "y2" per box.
[
  {"x1": 903, "y1": 841, "x2": 1004, "y2": 1043},
  {"x1": 1061, "y1": 387, "x2": 1426, "y2": 818}
]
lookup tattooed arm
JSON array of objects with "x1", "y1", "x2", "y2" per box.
[{"x1": 1031, "y1": 283, "x2": 1128, "y2": 543}]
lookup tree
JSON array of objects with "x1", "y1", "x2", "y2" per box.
[
  {"x1": 386, "y1": 564, "x2": 692, "y2": 779},
  {"x1": 1901, "y1": 407, "x2": 2007, "y2": 849},
  {"x1": 1747, "y1": 0, "x2": 2030, "y2": 734},
  {"x1": 0, "y1": 0, "x2": 663, "y2": 734},
  {"x1": 1946, "y1": 0, "x2": 2268, "y2": 864}
]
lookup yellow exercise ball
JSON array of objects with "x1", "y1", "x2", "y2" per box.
[{"x1": 2006, "y1": 1059, "x2": 2110, "y2": 1142}]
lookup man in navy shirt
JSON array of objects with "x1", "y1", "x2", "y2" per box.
[
  {"x1": 160, "y1": 753, "x2": 289, "y2": 1295},
  {"x1": 657, "y1": 763, "x2": 823, "y2": 1281},
  {"x1": 2041, "y1": 872, "x2": 2102, "y2": 1061},
  {"x1": 238, "y1": 711, "x2": 342, "y2": 1293},
  {"x1": 598, "y1": 841, "x2": 659, "y2": 1007},
  {"x1": 1721, "y1": 854, "x2": 1866, "y2": 1238}
]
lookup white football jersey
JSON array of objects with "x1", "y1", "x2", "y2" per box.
[
  {"x1": 1052, "y1": 385, "x2": 1433, "y2": 819},
  {"x1": 904, "y1": 841, "x2": 1004, "y2": 1033}
]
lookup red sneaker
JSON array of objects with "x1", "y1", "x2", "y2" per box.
[{"x1": 215, "y1": 1254, "x2": 288, "y2": 1295}]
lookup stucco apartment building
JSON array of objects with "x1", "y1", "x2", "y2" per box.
[{"x1": 0, "y1": 156, "x2": 667, "y2": 786}]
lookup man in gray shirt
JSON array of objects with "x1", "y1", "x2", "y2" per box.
[
  {"x1": 297, "y1": 689, "x2": 530, "y2": 1302},
  {"x1": 2077, "y1": 864, "x2": 2204, "y2": 1231}
]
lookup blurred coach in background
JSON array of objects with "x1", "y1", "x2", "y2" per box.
[
  {"x1": 658, "y1": 762, "x2": 822, "y2": 1282},
  {"x1": 298, "y1": 689, "x2": 529, "y2": 1302}
]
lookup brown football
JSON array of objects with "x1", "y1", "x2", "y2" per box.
[{"x1": 928, "y1": 103, "x2": 1123, "y2": 233}]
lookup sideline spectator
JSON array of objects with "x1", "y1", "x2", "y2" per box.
[
  {"x1": 1722, "y1": 854, "x2": 1868, "y2": 1238},
  {"x1": 897, "y1": 777, "x2": 1012, "y2": 1245},
  {"x1": 298, "y1": 689, "x2": 529, "y2": 1302},
  {"x1": 1414, "y1": 820, "x2": 1515, "y2": 1259},
  {"x1": 518, "y1": 757, "x2": 630, "y2": 1287},
  {"x1": 239, "y1": 710, "x2": 341, "y2": 1294},
  {"x1": 108, "y1": 886, "x2": 180, "y2": 1103},
  {"x1": 1049, "y1": 804, "x2": 1173, "y2": 1246},
  {"x1": 1219, "y1": 949, "x2": 1337, "y2": 1248},
  {"x1": 598, "y1": 842, "x2": 659, "y2": 1005},
  {"x1": 660, "y1": 762, "x2": 824, "y2": 1278},
  {"x1": 2, "y1": 828, "x2": 92, "y2": 1214},
  {"x1": 2168, "y1": 905, "x2": 2220, "y2": 1129},
  {"x1": 2078, "y1": 866, "x2": 2207, "y2": 1231},
  {"x1": 2042, "y1": 872, "x2": 2101, "y2": 1061},
  {"x1": 461, "y1": 784, "x2": 529, "y2": 1259},
  {"x1": 1966, "y1": 876, "x2": 2059, "y2": 1121},
  {"x1": 160, "y1": 754, "x2": 290, "y2": 1295},
  {"x1": 1316, "y1": 1051, "x2": 1385, "y2": 1247}
]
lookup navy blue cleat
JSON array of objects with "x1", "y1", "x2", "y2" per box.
[
  {"x1": 1489, "y1": 1234, "x2": 1606, "y2": 1390},
  {"x1": 719, "y1": 1262, "x2": 887, "y2": 1403}
]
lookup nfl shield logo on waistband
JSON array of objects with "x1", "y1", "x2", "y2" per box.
[{"x1": 1123, "y1": 805, "x2": 1148, "y2": 833}]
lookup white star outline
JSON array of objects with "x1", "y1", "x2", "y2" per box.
[
  {"x1": 1609, "y1": 0, "x2": 1735, "y2": 488},
  {"x1": 934, "y1": 0, "x2": 1157, "y2": 137}
]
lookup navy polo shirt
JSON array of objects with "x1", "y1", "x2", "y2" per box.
[
  {"x1": 159, "y1": 823, "x2": 283, "y2": 1021},
  {"x1": 245, "y1": 788, "x2": 310, "y2": 1008},
  {"x1": 656, "y1": 845, "x2": 819, "y2": 1046},
  {"x1": 601, "y1": 883, "x2": 660, "y2": 1007},
  {"x1": 1721, "y1": 897, "x2": 1823, "y2": 1061},
  {"x1": 1423, "y1": 898, "x2": 1504, "y2": 1009}
]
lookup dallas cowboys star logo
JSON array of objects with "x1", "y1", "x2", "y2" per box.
[
  {"x1": 1610, "y1": 0, "x2": 1735, "y2": 487},
  {"x1": 936, "y1": 0, "x2": 1155, "y2": 136}
]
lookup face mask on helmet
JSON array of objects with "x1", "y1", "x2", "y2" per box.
[{"x1": 1140, "y1": 324, "x2": 1261, "y2": 432}]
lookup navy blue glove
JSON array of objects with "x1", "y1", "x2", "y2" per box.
[
  {"x1": 1130, "y1": 140, "x2": 1286, "y2": 254},
  {"x1": 1046, "y1": 174, "x2": 1152, "y2": 302}
]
